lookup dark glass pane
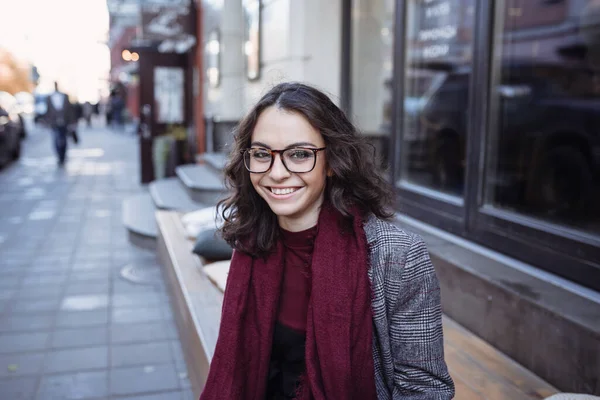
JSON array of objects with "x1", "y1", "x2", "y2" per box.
[
  {"x1": 399, "y1": 0, "x2": 475, "y2": 196},
  {"x1": 486, "y1": 0, "x2": 600, "y2": 235}
]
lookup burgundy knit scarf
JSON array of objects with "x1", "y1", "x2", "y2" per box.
[{"x1": 199, "y1": 203, "x2": 377, "y2": 400}]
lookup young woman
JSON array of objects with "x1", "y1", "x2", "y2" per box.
[{"x1": 200, "y1": 82, "x2": 455, "y2": 399}]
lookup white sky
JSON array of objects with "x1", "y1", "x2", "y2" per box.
[{"x1": 0, "y1": 0, "x2": 111, "y2": 102}]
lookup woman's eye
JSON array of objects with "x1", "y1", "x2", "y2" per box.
[
  {"x1": 289, "y1": 150, "x2": 312, "y2": 159},
  {"x1": 252, "y1": 150, "x2": 270, "y2": 159}
]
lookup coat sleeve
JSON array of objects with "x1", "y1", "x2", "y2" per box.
[{"x1": 390, "y1": 234, "x2": 455, "y2": 399}]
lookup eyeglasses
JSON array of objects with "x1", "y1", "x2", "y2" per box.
[{"x1": 242, "y1": 147, "x2": 326, "y2": 173}]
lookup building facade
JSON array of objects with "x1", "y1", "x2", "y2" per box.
[
  {"x1": 201, "y1": 0, "x2": 600, "y2": 393},
  {"x1": 203, "y1": 0, "x2": 600, "y2": 291}
]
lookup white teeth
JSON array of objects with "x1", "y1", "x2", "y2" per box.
[{"x1": 271, "y1": 187, "x2": 298, "y2": 195}]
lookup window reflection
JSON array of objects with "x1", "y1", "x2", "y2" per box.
[
  {"x1": 486, "y1": 0, "x2": 600, "y2": 234},
  {"x1": 206, "y1": 29, "x2": 221, "y2": 88},
  {"x1": 399, "y1": 0, "x2": 475, "y2": 196},
  {"x1": 351, "y1": 0, "x2": 395, "y2": 168},
  {"x1": 243, "y1": 0, "x2": 261, "y2": 81}
]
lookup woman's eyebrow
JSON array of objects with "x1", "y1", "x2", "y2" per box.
[
  {"x1": 250, "y1": 141, "x2": 271, "y2": 148},
  {"x1": 249, "y1": 141, "x2": 317, "y2": 149}
]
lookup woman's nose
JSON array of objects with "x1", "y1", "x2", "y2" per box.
[{"x1": 269, "y1": 153, "x2": 291, "y2": 180}]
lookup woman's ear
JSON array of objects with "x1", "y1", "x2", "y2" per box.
[{"x1": 327, "y1": 167, "x2": 333, "y2": 177}]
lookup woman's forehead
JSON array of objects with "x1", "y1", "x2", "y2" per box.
[{"x1": 251, "y1": 106, "x2": 324, "y2": 147}]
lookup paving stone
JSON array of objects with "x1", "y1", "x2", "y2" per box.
[
  {"x1": 36, "y1": 370, "x2": 108, "y2": 400},
  {"x1": 0, "y1": 314, "x2": 55, "y2": 333},
  {"x1": 26, "y1": 264, "x2": 71, "y2": 274},
  {"x1": 0, "y1": 332, "x2": 49, "y2": 353},
  {"x1": 9, "y1": 298, "x2": 62, "y2": 314},
  {"x1": 70, "y1": 263, "x2": 112, "y2": 273},
  {"x1": 0, "y1": 352, "x2": 45, "y2": 377},
  {"x1": 111, "y1": 307, "x2": 166, "y2": 324},
  {"x1": 21, "y1": 275, "x2": 68, "y2": 287},
  {"x1": 24, "y1": 270, "x2": 69, "y2": 280},
  {"x1": 43, "y1": 346, "x2": 108, "y2": 373},
  {"x1": 169, "y1": 341, "x2": 185, "y2": 365},
  {"x1": 111, "y1": 293, "x2": 168, "y2": 308},
  {"x1": 61, "y1": 294, "x2": 109, "y2": 311},
  {"x1": 109, "y1": 364, "x2": 180, "y2": 396},
  {"x1": 180, "y1": 389, "x2": 195, "y2": 400},
  {"x1": 0, "y1": 276, "x2": 23, "y2": 288},
  {"x1": 15, "y1": 286, "x2": 64, "y2": 300},
  {"x1": 112, "y1": 280, "x2": 160, "y2": 294},
  {"x1": 55, "y1": 310, "x2": 109, "y2": 328},
  {"x1": 50, "y1": 327, "x2": 109, "y2": 349},
  {"x1": 0, "y1": 288, "x2": 16, "y2": 301},
  {"x1": 113, "y1": 391, "x2": 185, "y2": 400},
  {"x1": 64, "y1": 282, "x2": 110, "y2": 296},
  {"x1": 0, "y1": 376, "x2": 38, "y2": 400},
  {"x1": 68, "y1": 271, "x2": 111, "y2": 283},
  {"x1": 110, "y1": 321, "x2": 178, "y2": 344},
  {"x1": 110, "y1": 341, "x2": 173, "y2": 368}
]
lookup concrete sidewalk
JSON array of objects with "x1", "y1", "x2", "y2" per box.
[{"x1": 0, "y1": 123, "x2": 193, "y2": 400}]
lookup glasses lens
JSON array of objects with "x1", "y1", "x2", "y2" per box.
[
  {"x1": 283, "y1": 148, "x2": 315, "y2": 172},
  {"x1": 244, "y1": 148, "x2": 272, "y2": 172}
]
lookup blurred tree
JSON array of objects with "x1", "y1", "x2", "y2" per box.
[{"x1": 0, "y1": 48, "x2": 33, "y2": 94}]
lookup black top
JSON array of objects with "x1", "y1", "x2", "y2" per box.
[{"x1": 266, "y1": 322, "x2": 307, "y2": 399}]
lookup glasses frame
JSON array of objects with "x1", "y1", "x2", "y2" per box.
[{"x1": 242, "y1": 147, "x2": 327, "y2": 173}]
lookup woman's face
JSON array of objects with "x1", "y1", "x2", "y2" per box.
[{"x1": 249, "y1": 106, "x2": 328, "y2": 232}]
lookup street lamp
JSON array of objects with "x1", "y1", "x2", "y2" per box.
[{"x1": 122, "y1": 49, "x2": 132, "y2": 61}]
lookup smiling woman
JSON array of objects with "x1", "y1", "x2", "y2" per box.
[
  {"x1": 246, "y1": 107, "x2": 329, "y2": 232},
  {"x1": 200, "y1": 82, "x2": 455, "y2": 400}
]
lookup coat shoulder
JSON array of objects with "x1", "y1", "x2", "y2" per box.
[{"x1": 364, "y1": 214, "x2": 419, "y2": 253}]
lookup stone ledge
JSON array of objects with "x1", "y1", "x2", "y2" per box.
[
  {"x1": 123, "y1": 192, "x2": 157, "y2": 249},
  {"x1": 149, "y1": 177, "x2": 206, "y2": 212},
  {"x1": 394, "y1": 213, "x2": 600, "y2": 395},
  {"x1": 175, "y1": 164, "x2": 228, "y2": 204},
  {"x1": 156, "y1": 210, "x2": 223, "y2": 398}
]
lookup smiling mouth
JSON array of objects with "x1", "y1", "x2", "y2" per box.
[{"x1": 269, "y1": 187, "x2": 301, "y2": 195}]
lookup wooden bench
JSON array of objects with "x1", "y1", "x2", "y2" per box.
[{"x1": 156, "y1": 210, "x2": 559, "y2": 399}]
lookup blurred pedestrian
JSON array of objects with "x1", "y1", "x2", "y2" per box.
[
  {"x1": 109, "y1": 88, "x2": 125, "y2": 131},
  {"x1": 82, "y1": 101, "x2": 93, "y2": 127},
  {"x1": 44, "y1": 82, "x2": 76, "y2": 166},
  {"x1": 200, "y1": 82, "x2": 455, "y2": 399}
]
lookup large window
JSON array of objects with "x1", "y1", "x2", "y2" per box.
[
  {"x1": 486, "y1": 0, "x2": 600, "y2": 235},
  {"x1": 399, "y1": 0, "x2": 475, "y2": 197},
  {"x1": 351, "y1": 0, "x2": 395, "y2": 166}
]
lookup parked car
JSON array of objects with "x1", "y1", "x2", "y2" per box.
[
  {"x1": 412, "y1": 60, "x2": 600, "y2": 217},
  {"x1": 34, "y1": 92, "x2": 49, "y2": 124},
  {"x1": 0, "y1": 91, "x2": 28, "y2": 139},
  {"x1": 13, "y1": 91, "x2": 35, "y2": 138},
  {"x1": 0, "y1": 102, "x2": 22, "y2": 167}
]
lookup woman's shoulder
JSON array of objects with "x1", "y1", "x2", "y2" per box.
[
  {"x1": 364, "y1": 214, "x2": 430, "y2": 273},
  {"x1": 364, "y1": 214, "x2": 421, "y2": 249}
]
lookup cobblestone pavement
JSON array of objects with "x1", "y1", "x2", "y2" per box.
[{"x1": 0, "y1": 123, "x2": 193, "y2": 400}]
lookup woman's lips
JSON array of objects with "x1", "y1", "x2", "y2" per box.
[{"x1": 266, "y1": 186, "x2": 302, "y2": 199}]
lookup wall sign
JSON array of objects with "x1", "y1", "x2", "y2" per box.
[
  {"x1": 154, "y1": 66, "x2": 184, "y2": 123},
  {"x1": 141, "y1": 0, "x2": 196, "y2": 53}
]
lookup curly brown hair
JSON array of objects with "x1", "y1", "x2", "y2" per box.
[{"x1": 218, "y1": 82, "x2": 394, "y2": 256}]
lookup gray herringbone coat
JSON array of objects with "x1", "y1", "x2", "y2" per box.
[{"x1": 364, "y1": 215, "x2": 455, "y2": 399}]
